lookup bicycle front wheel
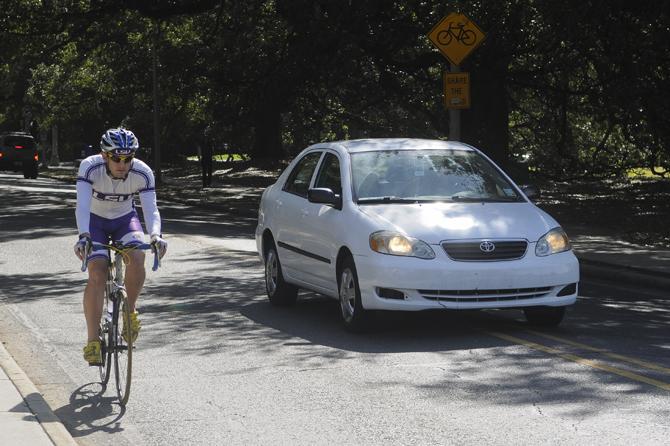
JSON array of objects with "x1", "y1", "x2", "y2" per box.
[
  {"x1": 99, "y1": 282, "x2": 113, "y2": 386},
  {"x1": 98, "y1": 320, "x2": 112, "y2": 386},
  {"x1": 113, "y1": 291, "x2": 133, "y2": 406}
]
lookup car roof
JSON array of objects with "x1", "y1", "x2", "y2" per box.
[
  {"x1": 311, "y1": 138, "x2": 477, "y2": 154},
  {"x1": 1, "y1": 132, "x2": 34, "y2": 139}
]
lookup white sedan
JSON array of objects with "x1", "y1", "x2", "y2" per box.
[{"x1": 255, "y1": 138, "x2": 579, "y2": 330}]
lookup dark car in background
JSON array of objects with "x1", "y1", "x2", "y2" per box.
[{"x1": 0, "y1": 132, "x2": 39, "y2": 178}]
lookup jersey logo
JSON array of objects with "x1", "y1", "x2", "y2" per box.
[{"x1": 93, "y1": 190, "x2": 132, "y2": 202}]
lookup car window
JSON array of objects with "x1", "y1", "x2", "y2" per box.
[
  {"x1": 283, "y1": 151, "x2": 322, "y2": 198},
  {"x1": 314, "y1": 153, "x2": 342, "y2": 196},
  {"x1": 352, "y1": 149, "x2": 523, "y2": 203},
  {"x1": 2, "y1": 135, "x2": 35, "y2": 149}
]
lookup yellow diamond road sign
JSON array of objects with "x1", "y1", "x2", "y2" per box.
[{"x1": 428, "y1": 13, "x2": 485, "y2": 66}]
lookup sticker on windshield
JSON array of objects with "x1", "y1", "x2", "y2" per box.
[{"x1": 503, "y1": 188, "x2": 515, "y2": 196}]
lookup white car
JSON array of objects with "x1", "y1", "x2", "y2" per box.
[{"x1": 255, "y1": 138, "x2": 579, "y2": 330}]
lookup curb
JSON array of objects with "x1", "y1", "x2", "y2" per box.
[
  {"x1": 0, "y1": 342, "x2": 78, "y2": 446},
  {"x1": 579, "y1": 257, "x2": 670, "y2": 290}
]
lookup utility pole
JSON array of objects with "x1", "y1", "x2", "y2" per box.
[{"x1": 152, "y1": 21, "x2": 162, "y2": 184}]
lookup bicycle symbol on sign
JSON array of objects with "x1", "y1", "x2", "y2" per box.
[{"x1": 436, "y1": 21, "x2": 477, "y2": 46}]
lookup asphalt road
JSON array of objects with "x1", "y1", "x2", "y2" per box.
[{"x1": 1, "y1": 172, "x2": 669, "y2": 445}]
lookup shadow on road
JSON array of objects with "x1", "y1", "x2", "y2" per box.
[{"x1": 53, "y1": 382, "x2": 126, "y2": 438}]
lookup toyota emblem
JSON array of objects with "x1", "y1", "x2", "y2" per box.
[{"x1": 479, "y1": 240, "x2": 495, "y2": 253}]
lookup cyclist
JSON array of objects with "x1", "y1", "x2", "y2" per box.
[{"x1": 73, "y1": 128, "x2": 167, "y2": 365}]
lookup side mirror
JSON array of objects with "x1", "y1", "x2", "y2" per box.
[
  {"x1": 520, "y1": 184, "x2": 541, "y2": 201},
  {"x1": 308, "y1": 187, "x2": 342, "y2": 209}
]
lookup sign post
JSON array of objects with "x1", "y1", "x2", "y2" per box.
[
  {"x1": 427, "y1": 13, "x2": 485, "y2": 141},
  {"x1": 447, "y1": 64, "x2": 462, "y2": 140}
]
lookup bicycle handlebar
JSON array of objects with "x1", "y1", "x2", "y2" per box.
[{"x1": 80, "y1": 242, "x2": 161, "y2": 272}]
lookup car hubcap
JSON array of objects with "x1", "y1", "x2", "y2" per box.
[
  {"x1": 339, "y1": 268, "x2": 355, "y2": 322},
  {"x1": 265, "y1": 250, "x2": 278, "y2": 295}
]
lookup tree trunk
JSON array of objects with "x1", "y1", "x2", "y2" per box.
[
  {"x1": 251, "y1": 88, "x2": 285, "y2": 162},
  {"x1": 460, "y1": 38, "x2": 510, "y2": 169},
  {"x1": 50, "y1": 124, "x2": 60, "y2": 166}
]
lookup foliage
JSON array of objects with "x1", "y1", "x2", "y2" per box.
[{"x1": 0, "y1": 0, "x2": 668, "y2": 178}]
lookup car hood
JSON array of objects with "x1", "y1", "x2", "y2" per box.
[{"x1": 357, "y1": 202, "x2": 560, "y2": 244}]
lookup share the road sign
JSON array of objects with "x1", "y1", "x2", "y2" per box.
[{"x1": 444, "y1": 72, "x2": 470, "y2": 109}]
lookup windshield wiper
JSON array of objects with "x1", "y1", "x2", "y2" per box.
[
  {"x1": 451, "y1": 195, "x2": 520, "y2": 202},
  {"x1": 357, "y1": 196, "x2": 419, "y2": 204}
]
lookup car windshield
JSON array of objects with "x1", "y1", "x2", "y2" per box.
[{"x1": 351, "y1": 149, "x2": 523, "y2": 203}]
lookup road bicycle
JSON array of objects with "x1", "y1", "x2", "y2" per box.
[
  {"x1": 82, "y1": 241, "x2": 160, "y2": 406},
  {"x1": 437, "y1": 21, "x2": 477, "y2": 46}
]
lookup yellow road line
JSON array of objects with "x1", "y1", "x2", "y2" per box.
[
  {"x1": 525, "y1": 329, "x2": 670, "y2": 375},
  {"x1": 488, "y1": 331, "x2": 670, "y2": 391}
]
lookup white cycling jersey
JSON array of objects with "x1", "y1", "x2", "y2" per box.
[{"x1": 75, "y1": 154, "x2": 161, "y2": 237}]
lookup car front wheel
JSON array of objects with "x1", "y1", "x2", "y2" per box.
[
  {"x1": 264, "y1": 244, "x2": 298, "y2": 306},
  {"x1": 523, "y1": 306, "x2": 566, "y2": 326},
  {"x1": 338, "y1": 256, "x2": 369, "y2": 331}
]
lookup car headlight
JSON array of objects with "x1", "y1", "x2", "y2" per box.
[
  {"x1": 369, "y1": 231, "x2": 435, "y2": 259},
  {"x1": 535, "y1": 227, "x2": 571, "y2": 256}
]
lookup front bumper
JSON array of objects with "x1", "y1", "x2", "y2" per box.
[{"x1": 354, "y1": 249, "x2": 579, "y2": 311}]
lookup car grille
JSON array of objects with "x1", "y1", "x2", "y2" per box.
[
  {"x1": 442, "y1": 240, "x2": 528, "y2": 261},
  {"x1": 419, "y1": 286, "x2": 551, "y2": 303}
]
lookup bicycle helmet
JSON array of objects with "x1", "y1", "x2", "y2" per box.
[{"x1": 100, "y1": 128, "x2": 139, "y2": 156}]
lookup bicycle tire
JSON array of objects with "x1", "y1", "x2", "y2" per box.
[
  {"x1": 114, "y1": 291, "x2": 133, "y2": 406},
  {"x1": 98, "y1": 321, "x2": 112, "y2": 386},
  {"x1": 99, "y1": 274, "x2": 113, "y2": 386}
]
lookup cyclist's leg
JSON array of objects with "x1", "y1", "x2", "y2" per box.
[
  {"x1": 84, "y1": 215, "x2": 111, "y2": 343},
  {"x1": 84, "y1": 258, "x2": 108, "y2": 342},
  {"x1": 123, "y1": 248, "x2": 146, "y2": 312},
  {"x1": 112, "y1": 211, "x2": 146, "y2": 313}
]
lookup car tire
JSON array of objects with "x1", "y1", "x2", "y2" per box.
[
  {"x1": 523, "y1": 306, "x2": 566, "y2": 326},
  {"x1": 264, "y1": 244, "x2": 298, "y2": 306},
  {"x1": 338, "y1": 256, "x2": 369, "y2": 332},
  {"x1": 23, "y1": 161, "x2": 38, "y2": 179}
]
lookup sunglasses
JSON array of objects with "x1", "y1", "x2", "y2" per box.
[{"x1": 106, "y1": 153, "x2": 134, "y2": 164}]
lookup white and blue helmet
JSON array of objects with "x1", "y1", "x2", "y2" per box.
[{"x1": 100, "y1": 128, "x2": 139, "y2": 156}]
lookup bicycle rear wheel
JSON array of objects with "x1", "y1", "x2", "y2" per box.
[{"x1": 113, "y1": 291, "x2": 133, "y2": 406}]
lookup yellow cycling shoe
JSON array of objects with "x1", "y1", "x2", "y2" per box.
[
  {"x1": 83, "y1": 340, "x2": 102, "y2": 366},
  {"x1": 122, "y1": 306, "x2": 141, "y2": 344}
]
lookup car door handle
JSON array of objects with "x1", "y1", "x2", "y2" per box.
[{"x1": 300, "y1": 210, "x2": 309, "y2": 217}]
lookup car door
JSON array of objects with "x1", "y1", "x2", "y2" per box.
[
  {"x1": 298, "y1": 151, "x2": 344, "y2": 293},
  {"x1": 274, "y1": 150, "x2": 323, "y2": 283}
]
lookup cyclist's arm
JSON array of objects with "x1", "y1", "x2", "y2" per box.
[
  {"x1": 138, "y1": 189, "x2": 161, "y2": 238},
  {"x1": 75, "y1": 163, "x2": 94, "y2": 237}
]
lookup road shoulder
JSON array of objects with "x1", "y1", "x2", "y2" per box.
[{"x1": 0, "y1": 340, "x2": 78, "y2": 446}]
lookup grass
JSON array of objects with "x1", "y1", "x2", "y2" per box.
[
  {"x1": 186, "y1": 154, "x2": 248, "y2": 162},
  {"x1": 626, "y1": 167, "x2": 668, "y2": 178}
]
